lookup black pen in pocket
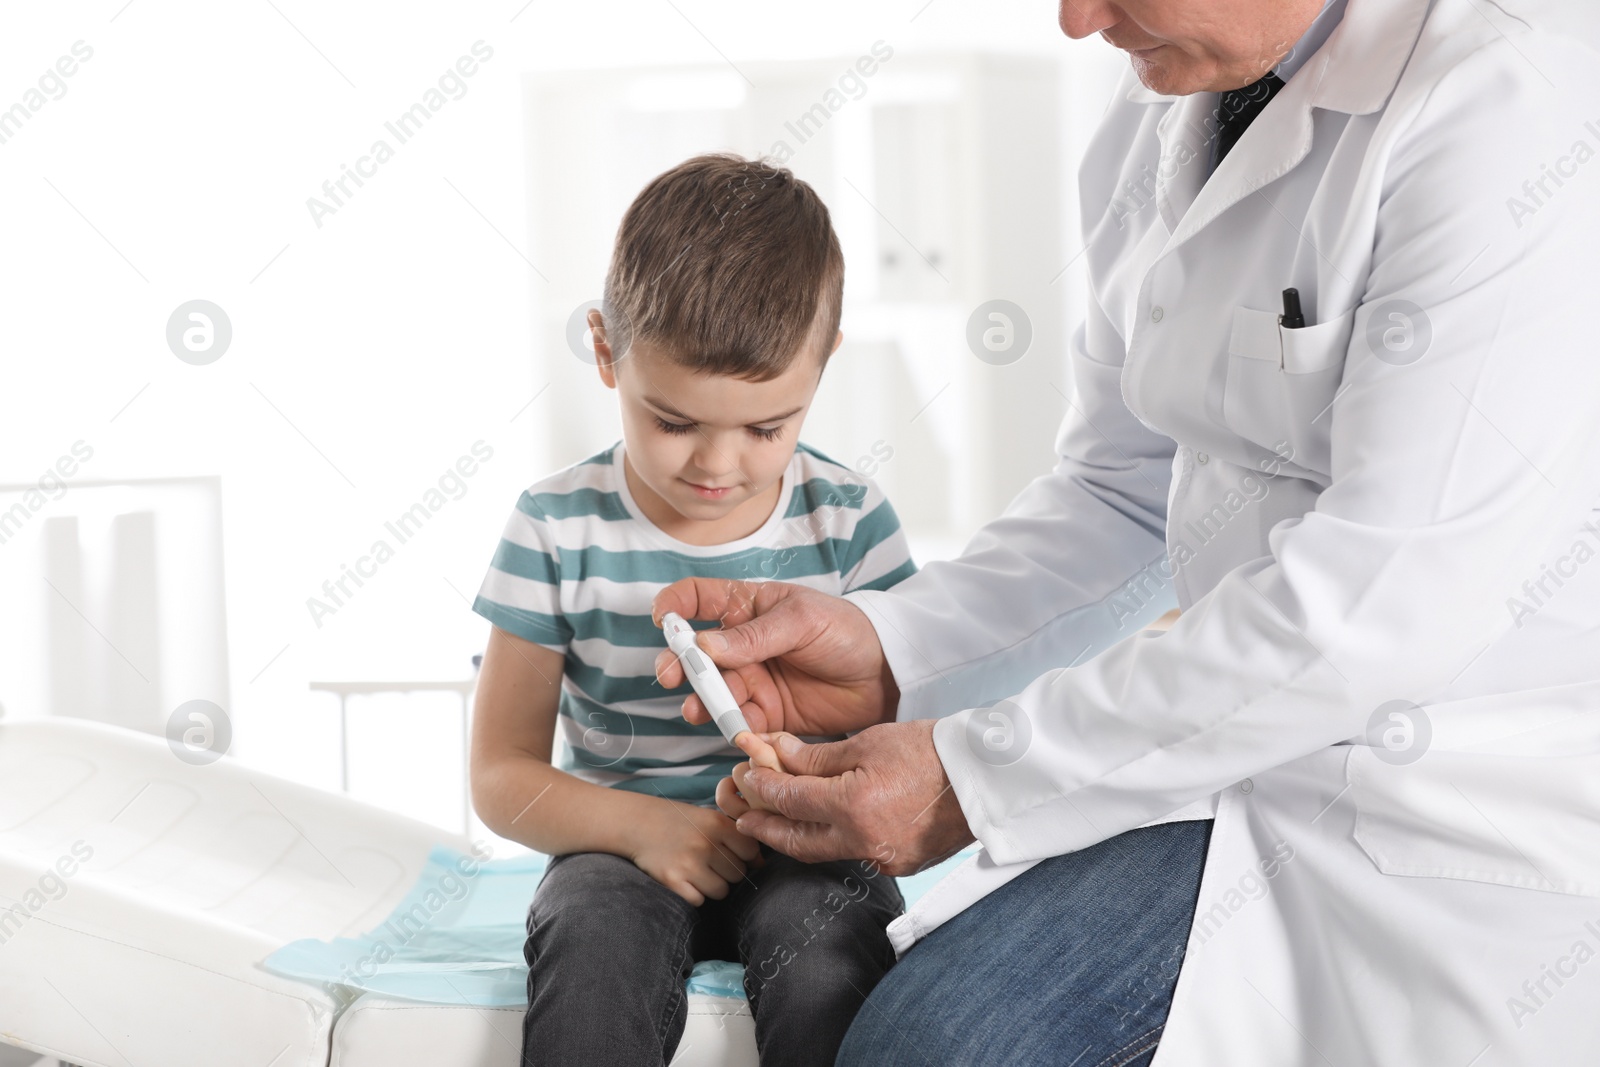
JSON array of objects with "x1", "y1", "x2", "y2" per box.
[{"x1": 1280, "y1": 287, "x2": 1306, "y2": 329}]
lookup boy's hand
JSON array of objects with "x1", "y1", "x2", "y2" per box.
[
  {"x1": 628, "y1": 798, "x2": 765, "y2": 907},
  {"x1": 722, "y1": 730, "x2": 795, "y2": 815}
]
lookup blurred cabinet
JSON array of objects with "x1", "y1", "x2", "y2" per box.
[{"x1": 0, "y1": 477, "x2": 230, "y2": 733}]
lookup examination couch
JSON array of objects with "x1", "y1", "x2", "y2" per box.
[{"x1": 0, "y1": 717, "x2": 759, "y2": 1066}]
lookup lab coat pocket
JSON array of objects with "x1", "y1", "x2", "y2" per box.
[
  {"x1": 1347, "y1": 744, "x2": 1600, "y2": 898},
  {"x1": 1222, "y1": 305, "x2": 1355, "y2": 472}
]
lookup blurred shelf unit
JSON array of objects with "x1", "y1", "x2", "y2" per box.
[{"x1": 0, "y1": 476, "x2": 229, "y2": 737}]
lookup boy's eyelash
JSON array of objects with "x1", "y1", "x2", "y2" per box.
[{"x1": 653, "y1": 416, "x2": 784, "y2": 442}]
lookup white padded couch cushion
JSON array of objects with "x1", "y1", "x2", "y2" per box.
[
  {"x1": 0, "y1": 718, "x2": 464, "y2": 1067},
  {"x1": 331, "y1": 992, "x2": 756, "y2": 1067}
]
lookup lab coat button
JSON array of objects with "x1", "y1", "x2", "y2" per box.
[
  {"x1": 1150, "y1": 306, "x2": 1164, "y2": 322},
  {"x1": 1240, "y1": 778, "x2": 1254, "y2": 794},
  {"x1": 1195, "y1": 452, "x2": 1209, "y2": 464}
]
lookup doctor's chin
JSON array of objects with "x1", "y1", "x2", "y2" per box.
[{"x1": 5, "y1": 2, "x2": 1600, "y2": 1066}]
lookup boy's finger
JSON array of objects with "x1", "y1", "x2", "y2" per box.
[
  {"x1": 716, "y1": 775, "x2": 752, "y2": 820},
  {"x1": 735, "y1": 729, "x2": 781, "y2": 770},
  {"x1": 722, "y1": 832, "x2": 761, "y2": 867},
  {"x1": 730, "y1": 761, "x2": 753, "y2": 798},
  {"x1": 669, "y1": 879, "x2": 706, "y2": 908},
  {"x1": 718, "y1": 821, "x2": 763, "y2": 864},
  {"x1": 708, "y1": 851, "x2": 746, "y2": 886},
  {"x1": 716, "y1": 776, "x2": 751, "y2": 820},
  {"x1": 690, "y1": 868, "x2": 731, "y2": 902}
]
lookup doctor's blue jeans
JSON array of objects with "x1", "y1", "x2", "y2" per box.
[{"x1": 836, "y1": 819, "x2": 1212, "y2": 1067}]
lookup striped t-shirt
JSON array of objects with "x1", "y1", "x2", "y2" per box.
[{"x1": 472, "y1": 440, "x2": 916, "y2": 807}]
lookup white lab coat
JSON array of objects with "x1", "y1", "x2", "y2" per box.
[{"x1": 848, "y1": 0, "x2": 1600, "y2": 1062}]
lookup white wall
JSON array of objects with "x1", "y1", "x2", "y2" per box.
[{"x1": 0, "y1": 0, "x2": 1126, "y2": 826}]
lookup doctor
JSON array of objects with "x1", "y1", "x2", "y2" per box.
[{"x1": 656, "y1": 0, "x2": 1600, "y2": 1063}]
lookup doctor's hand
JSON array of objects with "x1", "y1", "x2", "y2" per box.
[
  {"x1": 652, "y1": 578, "x2": 898, "y2": 738},
  {"x1": 719, "y1": 721, "x2": 976, "y2": 876}
]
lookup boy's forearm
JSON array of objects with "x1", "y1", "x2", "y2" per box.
[{"x1": 474, "y1": 754, "x2": 663, "y2": 858}]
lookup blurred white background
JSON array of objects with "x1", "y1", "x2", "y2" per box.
[{"x1": 0, "y1": 0, "x2": 1127, "y2": 845}]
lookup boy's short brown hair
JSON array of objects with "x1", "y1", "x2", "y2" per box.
[{"x1": 603, "y1": 153, "x2": 844, "y2": 381}]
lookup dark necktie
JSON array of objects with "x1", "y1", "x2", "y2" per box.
[{"x1": 1212, "y1": 72, "x2": 1285, "y2": 170}]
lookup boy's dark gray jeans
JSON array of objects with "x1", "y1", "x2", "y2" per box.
[{"x1": 521, "y1": 844, "x2": 905, "y2": 1067}]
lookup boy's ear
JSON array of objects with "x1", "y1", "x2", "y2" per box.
[
  {"x1": 830, "y1": 330, "x2": 843, "y2": 355},
  {"x1": 590, "y1": 309, "x2": 619, "y2": 388}
]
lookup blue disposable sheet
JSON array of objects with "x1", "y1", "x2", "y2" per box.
[{"x1": 264, "y1": 844, "x2": 974, "y2": 1008}]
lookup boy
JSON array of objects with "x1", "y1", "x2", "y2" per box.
[{"x1": 469, "y1": 153, "x2": 916, "y2": 1067}]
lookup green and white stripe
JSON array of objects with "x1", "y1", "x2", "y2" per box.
[{"x1": 473, "y1": 441, "x2": 916, "y2": 805}]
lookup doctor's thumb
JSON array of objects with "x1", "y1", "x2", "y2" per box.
[
  {"x1": 699, "y1": 595, "x2": 806, "y2": 668},
  {"x1": 768, "y1": 732, "x2": 857, "y2": 778}
]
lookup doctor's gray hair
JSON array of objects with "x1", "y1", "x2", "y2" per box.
[{"x1": 602, "y1": 153, "x2": 844, "y2": 380}]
